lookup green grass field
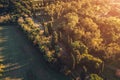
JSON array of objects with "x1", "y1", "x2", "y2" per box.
[{"x1": 0, "y1": 25, "x2": 69, "y2": 80}]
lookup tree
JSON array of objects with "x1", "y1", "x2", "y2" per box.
[
  {"x1": 70, "y1": 52, "x2": 76, "y2": 69},
  {"x1": 69, "y1": 41, "x2": 88, "y2": 69},
  {"x1": 80, "y1": 53, "x2": 104, "y2": 74},
  {"x1": 0, "y1": 58, "x2": 5, "y2": 77},
  {"x1": 47, "y1": 22, "x2": 53, "y2": 35},
  {"x1": 0, "y1": 64, "x2": 4, "y2": 76},
  {"x1": 58, "y1": 31, "x2": 62, "y2": 41},
  {"x1": 105, "y1": 43, "x2": 120, "y2": 60},
  {"x1": 97, "y1": 17, "x2": 120, "y2": 45},
  {"x1": 44, "y1": 26, "x2": 49, "y2": 37},
  {"x1": 88, "y1": 74, "x2": 103, "y2": 80},
  {"x1": 51, "y1": 31, "x2": 58, "y2": 49},
  {"x1": 71, "y1": 41, "x2": 88, "y2": 54},
  {"x1": 64, "y1": 12, "x2": 79, "y2": 30},
  {"x1": 44, "y1": 50, "x2": 55, "y2": 62},
  {"x1": 79, "y1": 17, "x2": 103, "y2": 50}
]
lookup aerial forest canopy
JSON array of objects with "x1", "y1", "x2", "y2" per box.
[
  {"x1": 43, "y1": 0, "x2": 120, "y2": 79},
  {"x1": 0, "y1": 0, "x2": 120, "y2": 80},
  {"x1": 0, "y1": 0, "x2": 32, "y2": 23},
  {"x1": 44, "y1": 0, "x2": 120, "y2": 60}
]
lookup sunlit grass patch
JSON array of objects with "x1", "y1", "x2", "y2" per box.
[
  {"x1": 3, "y1": 77, "x2": 22, "y2": 80},
  {"x1": 0, "y1": 27, "x2": 3, "y2": 31},
  {"x1": 0, "y1": 59, "x2": 5, "y2": 76}
]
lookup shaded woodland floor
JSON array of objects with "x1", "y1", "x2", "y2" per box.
[{"x1": 0, "y1": 25, "x2": 69, "y2": 80}]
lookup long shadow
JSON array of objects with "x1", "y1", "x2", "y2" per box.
[
  {"x1": 0, "y1": 25, "x2": 31, "y2": 79},
  {"x1": 0, "y1": 25, "x2": 70, "y2": 80},
  {"x1": 0, "y1": 25, "x2": 43, "y2": 80}
]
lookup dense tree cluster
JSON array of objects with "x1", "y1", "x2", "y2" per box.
[
  {"x1": 16, "y1": 0, "x2": 120, "y2": 80},
  {"x1": 42, "y1": 0, "x2": 120, "y2": 79},
  {"x1": 44, "y1": 0, "x2": 120, "y2": 60},
  {"x1": 0, "y1": 0, "x2": 32, "y2": 23},
  {"x1": 1, "y1": 0, "x2": 120, "y2": 80}
]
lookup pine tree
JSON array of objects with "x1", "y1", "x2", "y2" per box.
[{"x1": 51, "y1": 31, "x2": 58, "y2": 49}]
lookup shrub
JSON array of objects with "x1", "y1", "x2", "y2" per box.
[
  {"x1": 80, "y1": 53, "x2": 104, "y2": 74},
  {"x1": 44, "y1": 50, "x2": 55, "y2": 62},
  {"x1": 0, "y1": 64, "x2": 5, "y2": 76},
  {"x1": 89, "y1": 74, "x2": 103, "y2": 80}
]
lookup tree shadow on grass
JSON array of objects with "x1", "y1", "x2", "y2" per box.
[
  {"x1": 0, "y1": 25, "x2": 70, "y2": 80},
  {"x1": 0, "y1": 25, "x2": 37, "y2": 80}
]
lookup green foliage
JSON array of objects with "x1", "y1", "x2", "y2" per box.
[
  {"x1": 79, "y1": 17, "x2": 103, "y2": 50},
  {"x1": 44, "y1": 0, "x2": 120, "y2": 61},
  {"x1": 70, "y1": 52, "x2": 76, "y2": 69},
  {"x1": 0, "y1": 64, "x2": 4, "y2": 76},
  {"x1": 44, "y1": 26, "x2": 49, "y2": 37},
  {"x1": 51, "y1": 31, "x2": 58, "y2": 49},
  {"x1": 44, "y1": 50, "x2": 55, "y2": 62},
  {"x1": 97, "y1": 17, "x2": 120, "y2": 44},
  {"x1": 105, "y1": 43, "x2": 120, "y2": 60},
  {"x1": 64, "y1": 12, "x2": 79, "y2": 29},
  {"x1": 80, "y1": 53, "x2": 103, "y2": 73},
  {"x1": 0, "y1": 58, "x2": 5, "y2": 77},
  {"x1": 47, "y1": 23, "x2": 53, "y2": 35},
  {"x1": 71, "y1": 41, "x2": 88, "y2": 54},
  {"x1": 0, "y1": 0, "x2": 32, "y2": 23},
  {"x1": 0, "y1": 14, "x2": 11, "y2": 24},
  {"x1": 10, "y1": 0, "x2": 31, "y2": 16},
  {"x1": 89, "y1": 74, "x2": 103, "y2": 80},
  {"x1": 55, "y1": 45, "x2": 61, "y2": 54}
]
